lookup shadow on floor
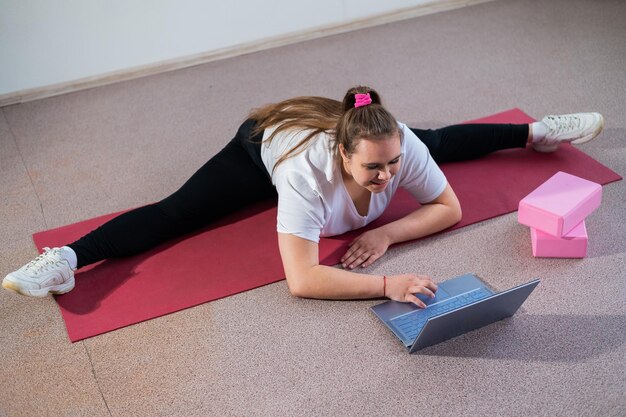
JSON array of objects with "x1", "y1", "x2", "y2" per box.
[{"x1": 419, "y1": 313, "x2": 625, "y2": 362}]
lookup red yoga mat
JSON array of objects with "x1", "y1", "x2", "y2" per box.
[{"x1": 32, "y1": 109, "x2": 622, "y2": 342}]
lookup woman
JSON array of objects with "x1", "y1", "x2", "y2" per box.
[{"x1": 2, "y1": 86, "x2": 604, "y2": 307}]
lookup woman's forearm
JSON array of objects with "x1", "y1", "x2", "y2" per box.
[
  {"x1": 292, "y1": 264, "x2": 440, "y2": 309},
  {"x1": 381, "y1": 184, "x2": 462, "y2": 246},
  {"x1": 290, "y1": 264, "x2": 384, "y2": 300},
  {"x1": 379, "y1": 200, "x2": 461, "y2": 246},
  {"x1": 278, "y1": 233, "x2": 438, "y2": 304},
  {"x1": 279, "y1": 232, "x2": 385, "y2": 300}
]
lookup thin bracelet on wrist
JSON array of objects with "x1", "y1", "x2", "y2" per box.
[{"x1": 383, "y1": 275, "x2": 387, "y2": 297}]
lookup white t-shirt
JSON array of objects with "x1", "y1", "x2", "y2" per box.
[{"x1": 260, "y1": 122, "x2": 447, "y2": 243}]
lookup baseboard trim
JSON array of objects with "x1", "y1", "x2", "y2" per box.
[{"x1": 0, "y1": 0, "x2": 494, "y2": 107}]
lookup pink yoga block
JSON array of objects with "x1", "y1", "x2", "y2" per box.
[
  {"x1": 518, "y1": 171, "x2": 601, "y2": 236},
  {"x1": 531, "y1": 221, "x2": 588, "y2": 258}
]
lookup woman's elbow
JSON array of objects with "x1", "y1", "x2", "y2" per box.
[
  {"x1": 285, "y1": 273, "x2": 310, "y2": 299},
  {"x1": 287, "y1": 282, "x2": 305, "y2": 298},
  {"x1": 451, "y1": 204, "x2": 462, "y2": 225}
]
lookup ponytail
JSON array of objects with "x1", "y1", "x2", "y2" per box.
[{"x1": 335, "y1": 86, "x2": 399, "y2": 157}]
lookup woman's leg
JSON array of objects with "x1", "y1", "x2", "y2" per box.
[
  {"x1": 412, "y1": 112, "x2": 606, "y2": 163},
  {"x1": 410, "y1": 124, "x2": 529, "y2": 164},
  {"x1": 69, "y1": 121, "x2": 275, "y2": 268},
  {"x1": 3, "y1": 120, "x2": 274, "y2": 296}
]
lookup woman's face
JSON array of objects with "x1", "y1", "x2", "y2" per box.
[{"x1": 340, "y1": 133, "x2": 402, "y2": 193}]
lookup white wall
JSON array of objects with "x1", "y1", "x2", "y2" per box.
[{"x1": 0, "y1": 0, "x2": 441, "y2": 97}]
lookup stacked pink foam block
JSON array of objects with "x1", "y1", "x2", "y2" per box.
[{"x1": 518, "y1": 171, "x2": 602, "y2": 258}]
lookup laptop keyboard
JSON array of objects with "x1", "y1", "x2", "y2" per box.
[{"x1": 390, "y1": 287, "x2": 492, "y2": 342}]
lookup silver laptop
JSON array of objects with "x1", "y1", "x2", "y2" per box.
[{"x1": 371, "y1": 273, "x2": 539, "y2": 353}]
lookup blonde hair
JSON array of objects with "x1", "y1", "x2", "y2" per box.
[{"x1": 248, "y1": 86, "x2": 399, "y2": 171}]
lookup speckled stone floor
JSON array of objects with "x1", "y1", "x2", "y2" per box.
[{"x1": 1, "y1": 0, "x2": 624, "y2": 415}]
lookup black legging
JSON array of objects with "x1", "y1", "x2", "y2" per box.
[{"x1": 68, "y1": 120, "x2": 528, "y2": 268}]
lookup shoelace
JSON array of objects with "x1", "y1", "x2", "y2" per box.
[
  {"x1": 24, "y1": 247, "x2": 63, "y2": 273},
  {"x1": 543, "y1": 115, "x2": 581, "y2": 135}
]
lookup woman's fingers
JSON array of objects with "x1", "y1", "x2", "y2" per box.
[
  {"x1": 360, "y1": 253, "x2": 381, "y2": 268},
  {"x1": 340, "y1": 247, "x2": 355, "y2": 263},
  {"x1": 342, "y1": 251, "x2": 383, "y2": 269},
  {"x1": 340, "y1": 243, "x2": 362, "y2": 264},
  {"x1": 404, "y1": 293, "x2": 427, "y2": 308},
  {"x1": 413, "y1": 276, "x2": 437, "y2": 291},
  {"x1": 384, "y1": 274, "x2": 440, "y2": 306},
  {"x1": 408, "y1": 285, "x2": 436, "y2": 299},
  {"x1": 341, "y1": 241, "x2": 372, "y2": 268},
  {"x1": 405, "y1": 276, "x2": 438, "y2": 306},
  {"x1": 342, "y1": 250, "x2": 370, "y2": 269},
  {"x1": 341, "y1": 231, "x2": 389, "y2": 269}
]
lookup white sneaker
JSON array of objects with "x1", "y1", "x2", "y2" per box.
[
  {"x1": 2, "y1": 247, "x2": 76, "y2": 297},
  {"x1": 533, "y1": 112, "x2": 604, "y2": 152}
]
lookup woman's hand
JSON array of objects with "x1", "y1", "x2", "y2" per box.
[
  {"x1": 341, "y1": 228, "x2": 391, "y2": 269},
  {"x1": 385, "y1": 274, "x2": 438, "y2": 308},
  {"x1": 340, "y1": 185, "x2": 461, "y2": 270}
]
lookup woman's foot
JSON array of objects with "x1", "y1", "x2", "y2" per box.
[
  {"x1": 532, "y1": 112, "x2": 604, "y2": 152},
  {"x1": 2, "y1": 247, "x2": 76, "y2": 297}
]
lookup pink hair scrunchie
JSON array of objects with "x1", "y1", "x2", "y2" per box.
[{"x1": 354, "y1": 93, "x2": 372, "y2": 108}]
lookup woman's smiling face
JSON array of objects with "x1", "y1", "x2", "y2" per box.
[{"x1": 339, "y1": 133, "x2": 402, "y2": 193}]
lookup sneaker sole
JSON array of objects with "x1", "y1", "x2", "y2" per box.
[
  {"x1": 571, "y1": 113, "x2": 605, "y2": 145},
  {"x1": 533, "y1": 144, "x2": 559, "y2": 153},
  {"x1": 2, "y1": 276, "x2": 75, "y2": 297}
]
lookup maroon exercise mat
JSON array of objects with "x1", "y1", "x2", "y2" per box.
[{"x1": 32, "y1": 109, "x2": 622, "y2": 341}]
